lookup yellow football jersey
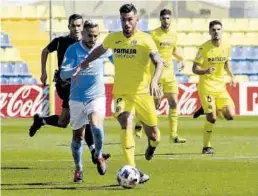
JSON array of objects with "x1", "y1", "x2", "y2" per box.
[
  {"x1": 150, "y1": 27, "x2": 178, "y2": 79},
  {"x1": 194, "y1": 40, "x2": 231, "y2": 93},
  {"x1": 103, "y1": 30, "x2": 158, "y2": 95}
]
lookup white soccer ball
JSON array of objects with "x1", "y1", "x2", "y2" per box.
[{"x1": 117, "y1": 165, "x2": 140, "y2": 189}]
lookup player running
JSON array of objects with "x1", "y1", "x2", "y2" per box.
[
  {"x1": 74, "y1": 4, "x2": 164, "y2": 184},
  {"x1": 135, "y1": 9, "x2": 187, "y2": 143},
  {"x1": 60, "y1": 20, "x2": 112, "y2": 182},
  {"x1": 192, "y1": 20, "x2": 236, "y2": 154},
  {"x1": 29, "y1": 14, "x2": 110, "y2": 164}
]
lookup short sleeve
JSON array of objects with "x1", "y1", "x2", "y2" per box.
[
  {"x1": 145, "y1": 35, "x2": 158, "y2": 53},
  {"x1": 47, "y1": 38, "x2": 59, "y2": 53},
  {"x1": 194, "y1": 47, "x2": 205, "y2": 65},
  {"x1": 61, "y1": 45, "x2": 76, "y2": 69},
  {"x1": 103, "y1": 33, "x2": 114, "y2": 50}
]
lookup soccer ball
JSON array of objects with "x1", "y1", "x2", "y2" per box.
[{"x1": 117, "y1": 165, "x2": 140, "y2": 189}]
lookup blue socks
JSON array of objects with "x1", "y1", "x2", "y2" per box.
[
  {"x1": 71, "y1": 139, "x2": 84, "y2": 170},
  {"x1": 92, "y1": 125, "x2": 104, "y2": 158}
]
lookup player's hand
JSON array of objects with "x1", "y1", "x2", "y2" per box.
[
  {"x1": 205, "y1": 67, "x2": 216, "y2": 74},
  {"x1": 150, "y1": 80, "x2": 162, "y2": 98},
  {"x1": 230, "y1": 76, "x2": 237, "y2": 87},
  {"x1": 40, "y1": 71, "x2": 47, "y2": 86},
  {"x1": 179, "y1": 60, "x2": 185, "y2": 72}
]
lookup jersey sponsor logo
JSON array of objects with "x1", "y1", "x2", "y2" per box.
[
  {"x1": 113, "y1": 48, "x2": 137, "y2": 59},
  {"x1": 160, "y1": 42, "x2": 173, "y2": 47},
  {"x1": 208, "y1": 56, "x2": 227, "y2": 62}
]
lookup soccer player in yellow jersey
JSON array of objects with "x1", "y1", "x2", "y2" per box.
[
  {"x1": 74, "y1": 4, "x2": 164, "y2": 183},
  {"x1": 135, "y1": 9, "x2": 187, "y2": 143},
  {"x1": 192, "y1": 20, "x2": 236, "y2": 154}
]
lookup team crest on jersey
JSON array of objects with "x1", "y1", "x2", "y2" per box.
[{"x1": 131, "y1": 40, "x2": 137, "y2": 46}]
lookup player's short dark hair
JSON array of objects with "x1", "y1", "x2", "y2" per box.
[
  {"x1": 209, "y1": 20, "x2": 222, "y2": 29},
  {"x1": 119, "y1": 4, "x2": 137, "y2": 15},
  {"x1": 83, "y1": 20, "x2": 98, "y2": 29},
  {"x1": 160, "y1": 9, "x2": 172, "y2": 17},
  {"x1": 68, "y1": 14, "x2": 83, "y2": 25}
]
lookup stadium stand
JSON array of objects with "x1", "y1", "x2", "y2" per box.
[{"x1": 0, "y1": 3, "x2": 257, "y2": 85}]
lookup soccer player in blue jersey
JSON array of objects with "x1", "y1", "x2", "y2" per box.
[{"x1": 60, "y1": 20, "x2": 112, "y2": 182}]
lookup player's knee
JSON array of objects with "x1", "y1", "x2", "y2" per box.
[
  {"x1": 207, "y1": 115, "x2": 216, "y2": 124},
  {"x1": 57, "y1": 119, "x2": 69, "y2": 128},
  {"x1": 149, "y1": 128, "x2": 160, "y2": 142},
  {"x1": 118, "y1": 113, "x2": 133, "y2": 129},
  {"x1": 73, "y1": 128, "x2": 84, "y2": 142}
]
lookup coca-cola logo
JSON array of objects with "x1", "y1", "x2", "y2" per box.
[{"x1": 0, "y1": 85, "x2": 49, "y2": 117}]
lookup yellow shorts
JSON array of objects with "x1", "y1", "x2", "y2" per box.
[
  {"x1": 198, "y1": 90, "x2": 235, "y2": 113},
  {"x1": 113, "y1": 94, "x2": 158, "y2": 127},
  {"x1": 159, "y1": 75, "x2": 178, "y2": 94}
]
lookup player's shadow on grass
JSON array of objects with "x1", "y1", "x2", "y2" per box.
[
  {"x1": 1, "y1": 167, "x2": 31, "y2": 170},
  {"x1": 1, "y1": 183, "x2": 135, "y2": 191},
  {"x1": 135, "y1": 152, "x2": 200, "y2": 156}
]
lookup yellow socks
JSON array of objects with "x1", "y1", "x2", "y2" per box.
[
  {"x1": 120, "y1": 130, "x2": 135, "y2": 167},
  {"x1": 203, "y1": 121, "x2": 214, "y2": 147},
  {"x1": 168, "y1": 108, "x2": 178, "y2": 138}
]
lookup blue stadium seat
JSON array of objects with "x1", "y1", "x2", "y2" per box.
[
  {"x1": 249, "y1": 61, "x2": 258, "y2": 74},
  {"x1": 245, "y1": 47, "x2": 258, "y2": 60},
  {"x1": 103, "y1": 17, "x2": 121, "y2": 32},
  {"x1": 0, "y1": 77, "x2": 8, "y2": 85},
  {"x1": 249, "y1": 75, "x2": 258, "y2": 81},
  {"x1": 231, "y1": 46, "x2": 245, "y2": 60},
  {"x1": 176, "y1": 75, "x2": 189, "y2": 83},
  {"x1": 0, "y1": 33, "x2": 11, "y2": 48},
  {"x1": 8, "y1": 77, "x2": 23, "y2": 85},
  {"x1": 23, "y1": 77, "x2": 38, "y2": 85},
  {"x1": 231, "y1": 61, "x2": 249, "y2": 74},
  {"x1": 0, "y1": 62, "x2": 14, "y2": 76},
  {"x1": 137, "y1": 19, "x2": 148, "y2": 32},
  {"x1": 14, "y1": 62, "x2": 31, "y2": 76}
]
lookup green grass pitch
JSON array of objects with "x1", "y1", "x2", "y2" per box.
[{"x1": 1, "y1": 116, "x2": 258, "y2": 196}]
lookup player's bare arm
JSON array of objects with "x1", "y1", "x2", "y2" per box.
[
  {"x1": 73, "y1": 44, "x2": 107, "y2": 76},
  {"x1": 224, "y1": 60, "x2": 236, "y2": 86},
  {"x1": 41, "y1": 47, "x2": 49, "y2": 85},
  {"x1": 173, "y1": 47, "x2": 185, "y2": 72},
  {"x1": 149, "y1": 51, "x2": 164, "y2": 97},
  {"x1": 192, "y1": 62, "x2": 215, "y2": 75}
]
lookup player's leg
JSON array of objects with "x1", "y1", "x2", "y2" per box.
[
  {"x1": 163, "y1": 78, "x2": 186, "y2": 143},
  {"x1": 87, "y1": 97, "x2": 107, "y2": 175},
  {"x1": 199, "y1": 92, "x2": 216, "y2": 154},
  {"x1": 165, "y1": 93, "x2": 186, "y2": 143},
  {"x1": 217, "y1": 91, "x2": 235, "y2": 121},
  {"x1": 114, "y1": 95, "x2": 150, "y2": 183},
  {"x1": 28, "y1": 83, "x2": 70, "y2": 137},
  {"x1": 135, "y1": 94, "x2": 161, "y2": 160},
  {"x1": 69, "y1": 100, "x2": 86, "y2": 182},
  {"x1": 116, "y1": 104, "x2": 136, "y2": 167}
]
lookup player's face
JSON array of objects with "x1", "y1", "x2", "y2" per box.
[
  {"x1": 209, "y1": 24, "x2": 223, "y2": 41},
  {"x1": 120, "y1": 11, "x2": 138, "y2": 37},
  {"x1": 82, "y1": 27, "x2": 99, "y2": 49},
  {"x1": 160, "y1": 14, "x2": 171, "y2": 29},
  {"x1": 68, "y1": 19, "x2": 83, "y2": 40}
]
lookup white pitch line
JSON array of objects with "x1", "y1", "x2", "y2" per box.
[{"x1": 2, "y1": 156, "x2": 258, "y2": 163}]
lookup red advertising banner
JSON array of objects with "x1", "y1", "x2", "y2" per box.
[{"x1": 1, "y1": 83, "x2": 257, "y2": 118}]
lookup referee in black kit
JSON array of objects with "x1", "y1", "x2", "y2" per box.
[{"x1": 29, "y1": 14, "x2": 110, "y2": 163}]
